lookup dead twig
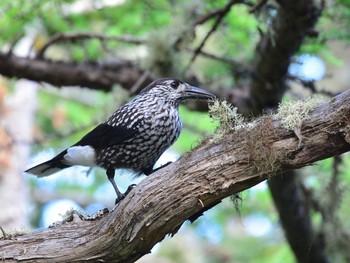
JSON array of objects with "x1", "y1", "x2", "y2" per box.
[
  {"x1": 184, "y1": 48, "x2": 252, "y2": 78},
  {"x1": 287, "y1": 74, "x2": 338, "y2": 97}
]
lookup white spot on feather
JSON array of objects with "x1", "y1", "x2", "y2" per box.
[{"x1": 64, "y1": 146, "x2": 96, "y2": 166}]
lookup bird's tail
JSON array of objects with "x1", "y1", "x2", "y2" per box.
[{"x1": 25, "y1": 152, "x2": 71, "y2": 177}]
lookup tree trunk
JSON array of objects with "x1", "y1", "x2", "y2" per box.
[
  {"x1": 0, "y1": 80, "x2": 37, "y2": 231},
  {"x1": 268, "y1": 172, "x2": 329, "y2": 263}
]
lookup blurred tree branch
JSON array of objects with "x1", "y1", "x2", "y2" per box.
[
  {"x1": 0, "y1": 52, "x2": 153, "y2": 92},
  {"x1": 240, "y1": 0, "x2": 323, "y2": 115},
  {"x1": 195, "y1": 0, "x2": 242, "y2": 25},
  {"x1": 1, "y1": 88, "x2": 350, "y2": 262},
  {"x1": 184, "y1": 0, "x2": 242, "y2": 72},
  {"x1": 36, "y1": 33, "x2": 146, "y2": 59}
]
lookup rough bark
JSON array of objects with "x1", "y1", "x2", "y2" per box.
[{"x1": 1, "y1": 88, "x2": 350, "y2": 262}]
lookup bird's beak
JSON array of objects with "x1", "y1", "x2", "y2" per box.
[{"x1": 183, "y1": 85, "x2": 216, "y2": 100}]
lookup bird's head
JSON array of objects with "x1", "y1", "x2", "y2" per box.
[{"x1": 139, "y1": 78, "x2": 215, "y2": 104}]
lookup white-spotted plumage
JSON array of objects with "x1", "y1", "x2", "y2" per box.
[{"x1": 25, "y1": 78, "x2": 215, "y2": 203}]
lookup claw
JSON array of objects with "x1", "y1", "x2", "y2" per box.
[
  {"x1": 115, "y1": 195, "x2": 125, "y2": 205},
  {"x1": 125, "y1": 184, "x2": 137, "y2": 195},
  {"x1": 114, "y1": 184, "x2": 137, "y2": 205}
]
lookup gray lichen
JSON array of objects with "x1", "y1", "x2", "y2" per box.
[
  {"x1": 274, "y1": 96, "x2": 323, "y2": 130},
  {"x1": 209, "y1": 99, "x2": 245, "y2": 135}
]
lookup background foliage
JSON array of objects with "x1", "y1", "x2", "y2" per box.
[{"x1": 1, "y1": 0, "x2": 350, "y2": 262}]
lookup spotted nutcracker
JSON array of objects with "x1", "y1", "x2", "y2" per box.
[{"x1": 26, "y1": 78, "x2": 215, "y2": 204}]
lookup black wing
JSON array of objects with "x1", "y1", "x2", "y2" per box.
[
  {"x1": 25, "y1": 124, "x2": 137, "y2": 176},
  {"x1": 74, "y1": 123, "x2": 139, "y2": 149}
]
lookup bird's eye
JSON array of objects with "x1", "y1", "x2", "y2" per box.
[{"x1": 170, "y1": 80, "x2": 179, "y2": 89}]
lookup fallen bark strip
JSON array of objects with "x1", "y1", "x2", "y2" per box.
[{"x1": 1, "y1": 89, "x2": 350, "y2": 262}]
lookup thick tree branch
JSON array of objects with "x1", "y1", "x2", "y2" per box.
[
  {"x1": 0, "y1": 53, "x2": 213, "y2": 112},
  {"x1": 1, "y1": 89, "x2": 350, "y2": 262},
  {"x1": 0, "y1": 52, "x2": 153, "y2": 92}
]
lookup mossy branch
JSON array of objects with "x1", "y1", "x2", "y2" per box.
[{"x1": 1, "y1": 89, "x2": 350, "y2": 262}]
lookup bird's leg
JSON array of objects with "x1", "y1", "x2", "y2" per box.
[
  {"x1": 107, "y1": 169, "x2": 137, "y2": 205},
  {"x1": 145, "y1": 161, "x2": 172, "y2": 176},
  {"x1": 106, "y1": 168, "x2": 124, "y2": 204}
]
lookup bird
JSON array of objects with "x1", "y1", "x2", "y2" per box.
[{"x1": 25, "y1": 78, "x2": 215, "y2": 204}]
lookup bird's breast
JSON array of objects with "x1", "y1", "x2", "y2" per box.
[
  {"x1": 144, "y1": 107, "x2": 182, "y2": 150},
  {"x1": 97, "y1": 106, "x2": 182, "y2": 172}
]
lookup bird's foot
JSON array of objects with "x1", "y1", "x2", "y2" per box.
[
  {"x1": 115, "y1": 196, "x2": 123, "y2": 205},
  {"x1": 114, "y1": 184, "x2": 137, "y2": 205},
  {"x1": 125, "y1": 184, "x2": 137, "y2": 195}
]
